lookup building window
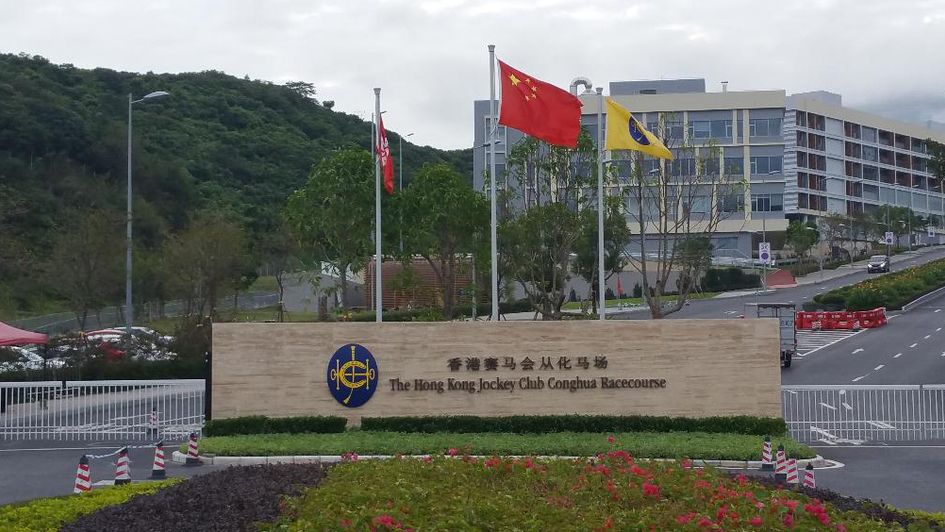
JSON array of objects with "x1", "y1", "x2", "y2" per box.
[
  {"x1": 724, "y1": 157, "x2": 744, "y2": 175},
  {"x1": 751, "y1": 193, "x2": 784, "y2": 212},
  {"x1": 718, "y1": 193, "x2": 744, "y2": 213},
  {"x1": 749, "y1": 156, "x2": 783, "y2": 175},
  {"x1": 863, "y1": 165, "x2": 878, "y2": 181},
  {"x1": 748, "y1": 118, "x2": 783, "y2": 138},
  {"x1": 862, "y1": 127, "x2": 877, "y2": 143},
  {"x1": 862, "y1": 145, "x2": 878, "y2": 162},
  {"x1": 689, "y1": 121, "x2": 711, "y2": 139},
  {"x1": 796, "y1": 111, "x2": 807, "y2": 128}
]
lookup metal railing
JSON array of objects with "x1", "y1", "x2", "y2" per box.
[
  {"x1": 782, "y1": 385, "x2": 945, "y2": 443},
  {"x1": 0, "y1": 379, "x2": 204, "y2": 441}
]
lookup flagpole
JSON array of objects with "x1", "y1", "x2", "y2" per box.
[
  {"x1": 374, "y1": 87, "x2": 383, "y2": 323},
  {"x1": 596, "y1": 87, "x2": 605, "y2": 321},
  {"x1": 488, "y1": 44, "x2": 499, "y2": 322}
]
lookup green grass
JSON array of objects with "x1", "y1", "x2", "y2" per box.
[
  {"x1": 190, "y1": 431, "x2": 814, "y2": 460},
  {"x1": 562, "y1": 291, "x2": 720, "y2": 310},
  {"x1": 0, "y1": 480, "x2": 179, "y2": 532}
]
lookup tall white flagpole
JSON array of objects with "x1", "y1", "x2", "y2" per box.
[
  {"x1": 374, "y1": 88, "x2": 383, "y2": 323},
  {"x1": 597, "y1": 88, "x2": 606, "y2": 321},
  {"x1": 488, "y1": 44, "x2": 499, "y2": 322}
]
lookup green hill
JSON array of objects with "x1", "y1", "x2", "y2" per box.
[{"x1": 0, "y1": 52, "x2": 471, "y2": 316}]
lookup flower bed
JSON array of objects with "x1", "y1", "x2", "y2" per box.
[
  {"x1": 268, "y1": 452, "x2": 935, "y2": 530},
  {"x1": 0, "y1": 480, "x2": 178, "y2": 532},
  {"x1": 190, "y1": 431, "x2": 815, "y2": 460},
  {"x1": 62, "y1": 463, "x2": 328, "y2": 532},
  {"x1": 813, "y1": 256, "x2": 945, "y2": 310}
]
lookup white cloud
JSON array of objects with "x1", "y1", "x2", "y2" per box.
[{"x1": 1, "y1": 0, "x2": 944, "y2": 150}]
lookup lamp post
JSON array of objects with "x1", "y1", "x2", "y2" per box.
[
  {"x1": 126, "y1": 90, "x2": 169, "y2": 339},
  {"x1": 398, "y1": 132, "x2": 413, "y2": 253}
]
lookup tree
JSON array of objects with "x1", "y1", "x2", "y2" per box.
[
  {"x1": 257, "y1": 224, "x2": 300, "y2": 322},
  {"x1": 616, "y1": 137, "x2": 742, "y2": 319},
  {"x1": 573, "y1": 195, "x2": 630, "y2": 314},
  {"x1": 398, "y1": 164, "x2": 489, "y2": 318},
  {"x1": 818, "y1": 213, "x2": 850, "y2": 258},
  {"x1": 285, "y1": 149, "x2": 375, "y2": 310},
  {"x1": 45, "y1": 209, "x2": 123, "y2": 328},
  {"x1": 786, "y1": 220, "x2": 819, "y2": 261},
  {"x1": 164, "y1": 213, "x2": 253, "y2": 317},
  {"x1": 500, "y1": 132, "x2": 598, "y2": 319},
  {"x1": 284, "y1": 80, "x2": 317, "y2": 100}
]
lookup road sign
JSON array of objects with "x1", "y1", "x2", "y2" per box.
[
  {"x1": 884, "y1": 231, "x2": 894, "y2": 245},
  {"x1": 758, "y1": 242, "x2": 771, "y2": 265}
]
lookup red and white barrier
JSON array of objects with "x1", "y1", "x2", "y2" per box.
[
  {"x1": 73, "y1": 455, "x2": 91, "y2": 494},
  {"x1": 803, "y1": 463, "x2": 816, "y2": 488},
  {"x1": 185, "y1": 432, "x2": 201, "y2": 466},
  {"x1": 114, "y1": 448, "x2": 131, "y2": 485},
  {"x1": 796, "y1": 308, "x2": 887, "y2": 331},
  {"x1": 760, "y1": 435, "x2": 773, "y2": 471},
  {"x1": 151, "y1": 441, "x2": 166, "y2": 479},
  {"x1": 774, "y1": 444, "x2": 787, "y2": 482},
  {"x1": 786, "y1": 458, "x2": 799, "y2": 484},
  {"x1": 148, "y1": 409, "x2": 158, "y2": 434}
]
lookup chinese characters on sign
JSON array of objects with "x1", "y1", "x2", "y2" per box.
[{"x1": 447, "y1": 356, "x2": 608, "y2": 372}]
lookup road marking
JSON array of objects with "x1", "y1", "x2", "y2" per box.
[
  {"x1": 796, "y1": 329, "x2": 866, "y2": 357},
  {"x1": 910, "y1": 343, "x2": 918, "y2": 348},
  {"x1": 819, "y1": 402, "x2": 837, "y2": 411},
  {"x1": 894, "y1": 353, "x2": 903, "y2": 358},
  {"x1": 938, "y1": 328, "x2": 943, "y2": 332},
  {"x1": 925, "y1": 335, "x2": 931, "y2": 339},
  {"x1": 867, "y1": 421, "x2": 896, "y2": 429},
  {"x1": 941, "y1": 352, "x2": 945, "y2": 357},
  {"x1": 936, "y1": 309, "x2": 943, "y2": 313},
  {"x1": 851, "y1": 374, "x2": 869, "y2": 382},
  {"x1": 723, "y1": 310, "x2": 738, "y2": 315},
  {"x1": 874, "y1": 364, "x2": 885, "y2": 371},
  {"x1": 852, "y1": 348, "x2": 864, "y2": 354}
]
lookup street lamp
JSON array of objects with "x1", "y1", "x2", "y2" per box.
[
  {"x1": 399, "y1": 132, "x2": 413, "y2": 253},
  {"x1": 126, "y1": 90, "x2": 170, "y2": 338}
]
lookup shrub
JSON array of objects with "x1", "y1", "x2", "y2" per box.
[
  {"x1": 203, "y1": 415, "x2": 347, "y2": 436},
  {"x1": 0, "y1": 480, "x2": 178, "y2": 532},
  {"x1": 810, "y1": 256, "x2": 945, "y2": 310},
  {"x1": 632, "y1": 283, "x2": 642, "y2": 298},
  {"x1": 360, "y1": 414, "x2": 786, "y2": 436}
]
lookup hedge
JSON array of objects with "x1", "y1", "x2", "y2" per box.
[
  {"x1": 203, "y1": 415, "x2": 347, "y2": 436},
  {"x1": 360, "y1": 415, "x2": 787, "y2": 436},
  {"x1": 812, "y1": 256, "x2": 945, "y2": 310},
  {"x1": 700, "y1": 268, "x2": 760, "y2": 292}
]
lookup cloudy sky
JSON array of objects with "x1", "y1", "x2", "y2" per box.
[{"x1": 2, "y1": 0, "x2": 945, "y2": 149}]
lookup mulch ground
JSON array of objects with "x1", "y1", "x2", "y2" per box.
[{"x1": 62, "y1": 463, "x2": 329, "y2": 532}]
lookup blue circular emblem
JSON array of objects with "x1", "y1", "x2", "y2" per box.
[
  {"x1": 628, "y1": 119, "x2": 651, "y2": 145},
  {"x1": 327, "y1": 343, "x2": 378, "y2": 408}
]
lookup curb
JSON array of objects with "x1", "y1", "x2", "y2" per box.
[{"x1": 171, "y1": 451, "x2": 829, "y2": 469}]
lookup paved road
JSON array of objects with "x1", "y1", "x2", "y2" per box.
[{"x1": 0, "y1": 439, "x2": 226, "y2": 506}]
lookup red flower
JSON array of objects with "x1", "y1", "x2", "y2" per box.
[
  {"x1": 339, "y1": 518, "x2": 353, "y2": 528},
  {"x1": 783, "y1": 513, "x2": 794, "y2": 528},
  {"x1": 372, "y1": 514, "x2": 397, "y2": 528},
  {"x1": 749, "y1": 516, "x2": 763, "y2": 527},
  {"x1": 818, "y1": 513, "x2": 831, "y2": 526},
  {"x1": 446, "y1": 448, "x2": 458, "y2": 456},
  {"x1": 697, "y1": 516, "x2": 714, "y2": 528},
  {"x1": 681, "y1": 457, "x2": 693, "y2": 469},
  {"x1": 836, "y1": 524, "x2": 847, "y2": 532},
  {"x1": 783, "y1": 499, "x2": 799, "y2": 513},
  {"x1": 607, "y1": 435, "x2": 616, "y2": 444},
  {"x1": 642, "y1": 481, "x2": 660, "y2": 498},
  {"x1": 676, "y1": 513, "x2": 694, "y2": 524}
]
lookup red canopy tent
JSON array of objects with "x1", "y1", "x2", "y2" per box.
[{"x1": 0, "y1": 321, "x2": 48, "y2": 346}]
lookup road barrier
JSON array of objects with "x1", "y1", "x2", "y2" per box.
[
  {"x1": 0, "y1": 379, "x2": 204, "y2": 440},
  {"x1": 782, "y1": 385, "x2": 945, "y2": 443},
  {"x1": 795, "y1": 308, "x2": 887, "y2": 330}
]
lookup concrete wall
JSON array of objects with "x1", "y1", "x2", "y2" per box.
[{"x1": 212, "y1": 320, "x2": 782, "y2": 424}]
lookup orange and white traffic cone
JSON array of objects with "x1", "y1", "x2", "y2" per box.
[
  {"x1": 786, "y1": 458, "x2": 799, "y2": 484},
  {"x1": 185, "y1": 432, "x2": 202, "y2": 466},
  {"x1": 774, "y1": 444, "x2": 787, "y2": 483},
  {"x1": 114, "y1": 448, "x2": 131, "y2": 485},
  {"x1": 73, "y1": 455, "x2": 91, "y2": 494},
  {"x1": 760, "y1": 435, "x2": 774, "y2": 471},
  {"x1": 803, "y1": 463, "x2": 816, "y2": 488},
  {"x1": 150, "y1": 441, "x2": 166, "y2": 479}
]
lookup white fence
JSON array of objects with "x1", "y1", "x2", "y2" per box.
[
  {"x1": 782, "y1": 385, "x2": 945, "y2": 443},
  {"x1": 0, "y1": 379, "x2": 204, "y2": 441}
]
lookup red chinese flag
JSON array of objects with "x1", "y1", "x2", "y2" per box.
[
  {"x1": 376, "y1": 116, "x2": 394, "y2": 194},
  {"x1": 497, "y1": 60, "x2": 583, "y2": 148}
]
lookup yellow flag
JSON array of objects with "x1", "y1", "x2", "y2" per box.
[{"x1": 605, "y1": 98, "x2": 673, "y2": 160}]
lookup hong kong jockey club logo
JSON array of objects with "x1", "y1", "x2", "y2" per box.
[{"x1": 327, "y1": 343, "x2": 378, "y2": 408}]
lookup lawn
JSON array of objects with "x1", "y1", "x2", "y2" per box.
[
  {"x1": 561, "y1": 291, "x2": 721, "y2": 310},
  {"x1": 191, "y1": 431, "x2": 814, "y2": 460}
]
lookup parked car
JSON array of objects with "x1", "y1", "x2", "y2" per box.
[{"x1": 867, "y1": 255, "x2": 889, "y2": 273}]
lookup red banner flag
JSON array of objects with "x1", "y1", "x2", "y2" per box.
[
  {"x1": 616, "y1": 277, "x2": 623, "y2": 299},
  {"x1": 376, "y1": 116, "x2": 394, "y2": 194},
  {"x1": 497, "y1": 60, "x2": 583, "y2": 148}
]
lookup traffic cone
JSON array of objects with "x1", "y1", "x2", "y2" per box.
[
  {"x1": 114, "y1": 448, "x2": 131, "y2": 485},
  {"x1": 774, "y1": 444, "x2": 787, "y2": 483},
  {"x1": 786, "y1": 458, "x2": 799, "y2": 484},
  {"x1": 73, "y1": 455, "x2": 91, "y2": 494},
  {"x1": 150, "y1": 441, "x2": 166, "y2": 479},
  {"x1": 185, "y1": 432, "x2": 202, "y2": 466},
  {"x1": 803, "y1": 463, "x2": 816, "y2": 488},
  {"x1": 852, "y1": 320, "x2": 861, "y2": 331},
  {"x1": 760, "y1": 435, "x2": 774, "y2": 471}
]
